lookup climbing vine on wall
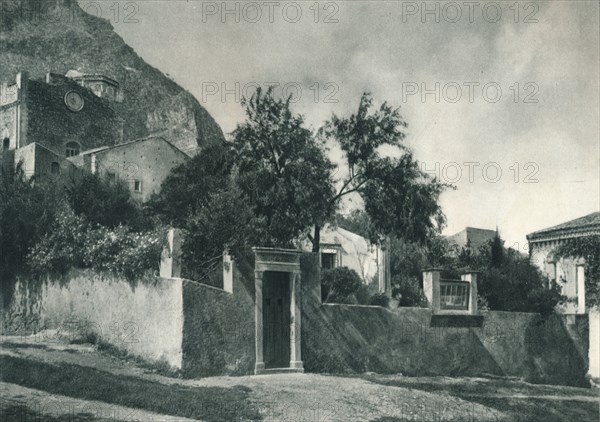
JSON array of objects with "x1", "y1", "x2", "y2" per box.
[{"x1": 553, "y1": 235, "x2": 600, "y2": 308}]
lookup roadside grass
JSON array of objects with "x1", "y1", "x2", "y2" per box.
[
  {"x1": 0, "y1": 356, "x2": 262, "y2": 421},
  {"x1": 363, "y1": 375, "x2": 599, "y2": 422},
  {"x1": 1, "y1": 404, "x2": 110, "y2": 422},
  {"x1": 95, "y1": 339, "x2": 182, "y2": 378}
]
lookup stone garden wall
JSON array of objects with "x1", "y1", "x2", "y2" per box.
[
  {"x1": 1, "y1": 269, "x2": 184, "y2": 368},
  {"x1": 1, "y1": 253, "x2": 593, "y2": 386},
  {"x1": 301, "y1": 253, "x2": 591, "y2": 387}
]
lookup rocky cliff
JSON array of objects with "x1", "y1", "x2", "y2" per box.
[{"x1": 0, "y1": 0, "x2": 224, "y2": 155}]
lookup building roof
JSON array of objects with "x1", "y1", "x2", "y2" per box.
[
  {"x1": 77, "y1": 136, "x2": 189, "y2": 159},
  {"x1": 65, "y1": 70, "x2": 119, "y2": 86},
  {"x1": 319, "y1": 225, "x2": 371, "y2": 247},
  {"x1": 527, "y1": 212, "x2": 600, "y2": 242}
]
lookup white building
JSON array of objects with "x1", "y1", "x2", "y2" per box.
[
  {"x1": 526, "y1": 212, "x2": 599, "y2": 315},
  {"x1": 302, "y1": 225, "x2": 389, "y2": 293}
]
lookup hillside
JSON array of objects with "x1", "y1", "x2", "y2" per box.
[{"x1": 0, "y1": 0, "x2": 224, "y2": 155}]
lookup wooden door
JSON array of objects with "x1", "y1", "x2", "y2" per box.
[{"x1": 263, "y1": 272, "x2": 290, "y2": 368}]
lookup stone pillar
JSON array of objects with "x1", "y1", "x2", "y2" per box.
[
  {"x1": 423, "y1": 269, "x2": 441, "y2": 313},
  {"x1": 254, "y1": 270, "x2": 265, "y2": 374},
  {"x1": 576, "y1": 265, "x2": 586, "y2": 314},
  {"x1": 16, "y1": 72, "x2": 29, "y2": 150},
  {"x1": 290, "y1": 272, "x2": 303, "y2": 370},
  {"x1": 223, "y1": 252, "x2": 234, "y2": 294},
  {"x1": 160, "y1": 229, "x2": 182, "y2": 278},
  {"x1": 379, "y1": 237, "x2": 392, "y2": 298},
  {"x1": 461, "y1": 272, "x2": 479, "y2": 315},
  {"x1": 588, "y1": 308, "x2": 600, "y2": 386},
  {"x1": 0, "y1": 82, "x2": 7, "y2": 105}
]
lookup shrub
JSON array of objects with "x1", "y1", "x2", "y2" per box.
[
  {"x1": 321, "y1": 267, "x2": 363, "y2": 304},
  {"x1": 0, "y1": 163, "x2": 62, "y2": 279},
  {"x1": 476, "y1": 255, "x2": 564, "y2": 316},
  {"x1": 354, "y1": 283, "x2": 372, "y2": 305},
  {"x1": 526, "y1": 284, "x2": 565, "y2": 317},
  {"x1": 29, "y1": 203, "x2": 165, "y2": 279},
  {"x1": 369, "y1": 293, "x2": 390, "y2": 307},
  {"x1": 391, "y1": 274, "x2": 427, "y2": 307},
  {"x1": 67, "y1": 172, "x2": 150, "y2": 231},
  {"x1": 180, "y1": 187, "x2": 255, "y2": 283},
  {"x1": 27, "y1": 203, "x2": 88, "y2": 274}
]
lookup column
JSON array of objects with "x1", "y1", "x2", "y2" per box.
[
  {"x1": 289, "y1": 272, "x2": 303, "y2": 370},
  {"x1": 576, "y1": 265, "x2": 586, "y2": 314},
  {"x1": 422, "y1": 269, "x2": 441, "y2": 313},
  {"x1": 254, "y1": 270, "x2": 265, "y2": 373},
  {"x1": 588, "y1": 308, "x2": 600, "y2": 385},
  {"x1": 160, "y1": 229, "x2": 181, "y2": 278},
  {"x1": 462, "y1": 272, "x2": 478, "y2": 315},
  {"x1": 223, "y1": 252, "x2": 234, "y2": 294}
]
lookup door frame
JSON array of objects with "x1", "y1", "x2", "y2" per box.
[{"x1": 253, "y1": 247, "x2": 303, "y2": 374}]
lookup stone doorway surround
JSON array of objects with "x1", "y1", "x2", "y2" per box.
[{"x1": 252, "y1": 247, "x2": 303, "y2": 374}]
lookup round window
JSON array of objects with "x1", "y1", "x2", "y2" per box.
[{"x1": 64, "y1": 91, "x2": 85, "y2": 112}]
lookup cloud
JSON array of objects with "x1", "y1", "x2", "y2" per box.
[{"x1": 106, "y1": 0, "x2": 599, "y2": 248}]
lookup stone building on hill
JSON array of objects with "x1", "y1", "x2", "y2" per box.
[
  {"x1": 0, "y1": 71, "x2": 188, "y2": 200},
  {"x1": 0, "y1": 71, "x2": 123, "y2": 158},
  {"x1": 445, "y1": 227, "x2": 497, "y2": 252},
  {"x1": 68, "y1": 136, "x2": 188, "y2": 202}
]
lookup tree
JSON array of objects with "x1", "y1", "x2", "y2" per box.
[
  {"x1": 180, "y1": 185, "x2": 256, "y2": 282},
  {"x1": 490, "y1": 229, "x2": 504, "y2": 268},
  {"x1": 318, "y1": 93, "x2": 448, "y2": 250},
  {"x1": 453, "y1": 236, "x2": 564, "y2": 316},
  {"x1": 0, "y1": 163, "x2": 62, "y2": 280},
  {"x1": 67, "y1": 172, "x2": 148, "y2": 230},
  {"x1": 232, "y1": 87, "x2": 336, "y2": 247},
  {"x1": 148, "y1": 141, "x2": 235, "y2": 226},
  {"x1": 149, "y1": 141, "x2": 257, "y2": 280},
  {"x1": 335, "y1": 209, "x2": 374, "y2": 239}
]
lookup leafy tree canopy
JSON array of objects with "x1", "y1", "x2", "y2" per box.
[
  {"x1": 67, "y1": 172, "x2": 148, "y2": 230},
  {"x1": 148, "y1": 141, "x2": 235, "y2": 227},
  {"x1": 0, "y1": 163, "x2": 62, "y2": 280},
  {"x1": 319, "y1": 93, "x2": 449, "y2": 247},
  {"x1": 232, "y1": 87, "x2": 336, "y2": 247}
]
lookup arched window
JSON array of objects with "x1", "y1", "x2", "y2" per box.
[
  {"x1": 66, "y1": 142, "x2": 80, "y2": 157},
  {"x1": 2, "y1": 138, "x2": 9, "y2": 150},
  {"x1": 51, "y1": 162, "x2": 60, "y2": 175}
]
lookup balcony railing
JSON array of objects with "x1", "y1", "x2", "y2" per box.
[{"x1": 439, "y1": 279, "x2": 470, "y2": 310}]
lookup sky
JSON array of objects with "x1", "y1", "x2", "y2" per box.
[{"x1": 80, "y1": 0, "x2": 599, "y2": 251}]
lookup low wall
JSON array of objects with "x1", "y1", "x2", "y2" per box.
[
  {"x1": 1, "y1": 269, "x2": 184, "y2": 369},
  {"x1": 302, "y1": 303, "x2": 589, "y2": 387},
  {"x1": 181, "y1": 259, "x2": 255, "y2": 377},
  {"x1": 1, "y1": 255, "x2": 593, "y2": 387},
  {"x1": 300, "y1": 253, "x2": 589, "y2": 387}
]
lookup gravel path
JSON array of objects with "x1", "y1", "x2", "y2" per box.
[
  {"x1": 2, "y1": 334, "x2": 596, "y2": 421},
  {"x1": 0, "y1": 382, "x2": 198, "y2": 421}
]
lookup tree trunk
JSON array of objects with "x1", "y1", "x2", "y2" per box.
[{"x1": 312, "y1": 225, "x2": 321, "y2": 252}]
